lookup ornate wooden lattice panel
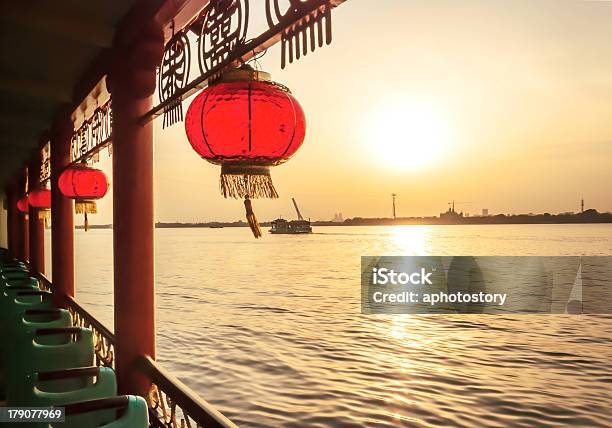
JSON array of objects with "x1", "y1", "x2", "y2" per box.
[
  {"x1": 70, "y1": 100, "x2": 113, "y2": 165},
  {"x1": 39, "y1": 142, "x2": 51, "y2": 184},
  {"x1": 151, "y1": 0, "x2": 347, "y2": 126}
]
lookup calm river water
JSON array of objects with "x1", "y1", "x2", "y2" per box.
[{"x1": 45, "y1": 225, "x2": 612, "y2": 427}]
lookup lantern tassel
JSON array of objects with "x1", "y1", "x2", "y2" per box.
[
  {"x1": 37, "y1": 210, "x2": 50, "y2": 228},
  {"x1": 244, "y1": 197, "x2": 262, "y2": 238},
  {"x1": 75, "y1": 200, "x2": 98, "y2": 214},
  {"x1": 220, "y1": 172, "x2": 278, "y2": 199},
  {"x1": 75, "y1": 201, "x2": 97, "y2": 232}
]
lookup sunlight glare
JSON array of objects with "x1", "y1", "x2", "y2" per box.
[
  {"x1": 367, "y1": 101, "x2": 452, "y2": 171},
  {"x1": 389, "y1": 225, "x2": 430, "y2": 255}
]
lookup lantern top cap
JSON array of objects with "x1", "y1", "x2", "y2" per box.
[{"x1": 215, "y1": 64, "x2": 272, "y2": 85}]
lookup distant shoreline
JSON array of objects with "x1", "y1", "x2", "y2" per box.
[{"x1": 77, "y1": 209, "x2": 612, "y2": 229}]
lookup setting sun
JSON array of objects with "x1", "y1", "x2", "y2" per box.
[{"x1": 367, "y1": 102, "x2": 452, "y2": 171}]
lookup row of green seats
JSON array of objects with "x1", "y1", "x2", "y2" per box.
[{"x1": 0, "y1": 252, "x2": 149, "y2": 428}]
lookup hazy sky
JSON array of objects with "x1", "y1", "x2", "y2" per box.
[{"x1": 92, "y1": 0, "x2": 612, "y2": 224}]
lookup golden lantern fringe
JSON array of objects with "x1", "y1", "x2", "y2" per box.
[
  {"x1": 75, "y1": 201, "x2": 98, "y2": 214},
  {"x1": 244, "y1": 197, "x2": 262, "y2": 238},
  {"x1": 75, "y1": 201, "x2": 97, "y2": 232},
  {"x1": 220, "y1": 173, "x2": 279, "y2": 199},
  {"x1": 38, "y1": 210, "x2": 50, "y2": 228}
]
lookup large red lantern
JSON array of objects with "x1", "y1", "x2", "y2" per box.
[
  {"x1": 28, "y1": 188, "x2": 51, "y2": 220},
  {"x1": 58, "y1": 164, "x2": 110, "y2": 231},
  {"x1": 17, "y1": 197, "x2": 29, "y2": 214},
  {"x1": 185, "y1": 65, "x2": 306, "y2": 237}
]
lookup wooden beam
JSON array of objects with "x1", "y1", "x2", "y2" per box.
[
  {"x1": 0, "y1": 77, "x2": 72, "y2": 102},
  {"x1": 71, "y1": 0, "x2": 168, "y2": 113},
  {"x1": 0, "y1": 114, "x2": 49, "y2": 130},
  {"x1": 0, "y1": 9, "x2": 114, "y2": 48}
]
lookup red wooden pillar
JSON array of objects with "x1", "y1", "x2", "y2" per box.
[
  {"x1": 6, "y1": 182, "x2": 18, "y2": 259},
  {"x1": 109, "y1": 19, "x2": 164, "y2": 396},
  {"x1": 51, "y1": 109, "x2": 75, "y2": 305},
  {"x1": 28, "y1": 152, "x2": 45, "y2": 275},
  {"x1": 17, "y1": 169, "x2": 29, "y2": 262}
]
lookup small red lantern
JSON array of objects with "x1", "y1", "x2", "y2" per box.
[
  {"x1": 17, "y1": 197, "x2": 29, "y2": 214},
  {"x1": 28, "y1": 189, "x2": 51, "y2": 220},
  {"x1": 58, "y1": 164, "x2": 110, "y2": 231},
  {"x1": 28, "y1": 189, "x2": 51, "y2": 209},
  {"x1": 185, "y1": 65, "x2": 306, "y2": 237}
]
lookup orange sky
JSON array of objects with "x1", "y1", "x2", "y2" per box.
[{"x1": 92, "y1": 0, "x2": 612, "y2": 223}]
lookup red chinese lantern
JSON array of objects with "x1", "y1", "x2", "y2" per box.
[
  {"x1": 28, "y1": 188, "x2": 51, "y2": 220},
  {"x1": 185, "y1": 65, "x2": 306, "y2": 237},
  {"x1": 58, "y1": 164, "x2": 110, "y2": 231},
  {"x1": 17, "y1": 197, "x2": 29, "y2": 214},
  {"x1": 29, "y1": 189, "x2": 51, "y2": 208}
]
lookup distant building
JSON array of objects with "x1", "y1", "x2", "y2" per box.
[
  {"x1": 482, "y1": 208, "x2": 489, "y2": 217},
  {"x1": 332, "y1": 212, "x2": 344, "y2": 222},
  {"x1": 440, "y1": 202, "x2": 463, "y2": 220}
]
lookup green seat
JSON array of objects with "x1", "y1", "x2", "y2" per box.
[
  {"x1": 0, "y1": 290, "x2": 52, "y2": 341},
  {"x1": 1, "y1": 270, "x2": 31, "y2": 284},
  {"x1": 0, "y1": 290, "x2": 54, "y2": 326},
  {"x1": 10, "y1": 366, "x2": 117, "y2": 428},
  {"x1": 4, "y1": 308, "x2": 72, "y2": 344},
  {"x1": 1, "y1": 308, "x2": 72, "y2": 365},
  {"x1": 0, "y1": 282, "x2": 40, "y2": 299},
  {"x1": 0, "y1": 309, "x2": 73, "y2": 399},
  {"x1": 0, "y1": 262, "x2": 28, "y2": 272},
  {"x1": 1, "y1": 276, "x2": 39, "y2": 290},
  {"x1": 0, "y1": 267, "x2": 28, "y2": 276},
  {"x1": 101, "y1": 396, "x2": 149, "y2": 428},
  {"x1": 57, "y1": 396, "x2": 149, "y2": 428},
  {"x1": 5, "y1": 327, "x2": 95, "y2": 403}
]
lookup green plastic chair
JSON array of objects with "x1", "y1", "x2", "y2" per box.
[
  {"x1": 0, "y1": 290, "x2": 55, "y2": 325},
  {"x1": 0, "y1": 290, "x2": 53, "y2": 342},
  {"x1": 57, "y1": 395, "x2": 149, "y2": 428},
  {"x1": 9, "y1": 366, "x2": 117, "y2": 428},
  {"x1": 1, "y1": 308, "x2": 72, "y2": 364},
  {"x1": 0, "y1": 282, "x2": 40, "y2": 300},
  {"x1": 0, "y1": 287, "x2": 45, "y2": 399},
  {"x1": 0, "y1": 262, "x2": 28, "y2": 273},
  {"x1": 0, "y1": 309, "x2": 73, "y2": 398},
  {"x1": 5, "y1": 308, "x2": 73, "y2": 343},
  {"x1": 0, "y1": 268, "x2": 28, "y2": 277},
  {"x1": 5, "y1": 327, "x2": 95, "y2": 403},
  {"x1": 1, "y1": 276, "x2": 39, "y2": 290},
  {"x1": 1, "y1": 270, "x2": 31, "y2": 284}
]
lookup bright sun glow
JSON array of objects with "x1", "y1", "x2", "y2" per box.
[{"x1": 367, "y1": 102, "x2": 452, "y2": 171}]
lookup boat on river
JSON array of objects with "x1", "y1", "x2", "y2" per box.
[{"x1": 270, "y1": 198, "x2": 313, "y2": 234}]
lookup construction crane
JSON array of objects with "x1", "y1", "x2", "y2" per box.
[{"x1": 292, "y1": 198, "x2": 304, "y2": 220}]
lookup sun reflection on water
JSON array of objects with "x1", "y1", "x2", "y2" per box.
[{"x1": 389, "y1": 225, "x2": 432, "y2": 255}]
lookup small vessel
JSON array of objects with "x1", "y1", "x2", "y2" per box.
[{"x1": 270, "y1": 198, "x2": 313, "y2": 234}]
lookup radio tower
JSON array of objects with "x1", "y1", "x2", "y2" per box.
[
  {"x1": 581, "y1": 198, "x2": 584, "y2": 213},
  {"x1": 391, "y1": 193, "x2": 397, "y2": 219}
]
